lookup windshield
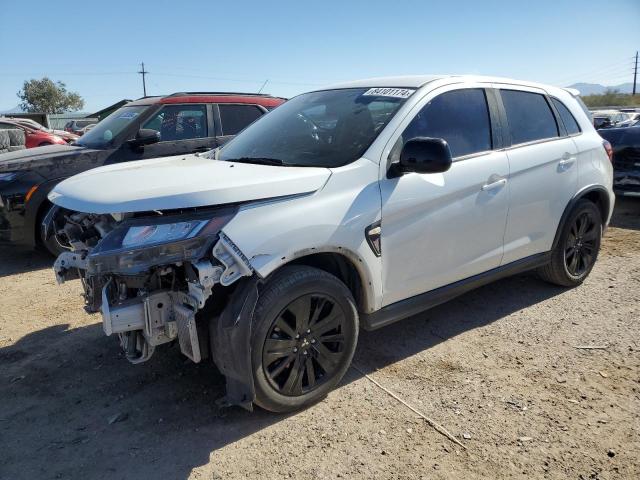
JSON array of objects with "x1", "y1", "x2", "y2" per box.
[
  {"x1": 76, "y1": 106, "x2": 147, "y2": 148},
  {"x1": 218, "y1": 88, "x2": 414, "y2": 167}
]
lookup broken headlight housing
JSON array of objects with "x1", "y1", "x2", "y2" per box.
[{"x1": 87, "y1": 207, "x2": 237, "y2": 275}]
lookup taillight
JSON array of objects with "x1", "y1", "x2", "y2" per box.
[{"x1": 603, "y1": 140, "x2": 613, "y2": 163}]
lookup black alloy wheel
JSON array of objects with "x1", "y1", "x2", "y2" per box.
[
  {"x1": 251, "y1": 265, "x2": 358, "y2": 412},
  {"x1": 564, "y1": 210, "x2": 599, "y2": 277},
  {"x1": 537, "y1": 199, "x2": 602, "y2": 287},
  {"x1": 262, "y1": 293, "x2": 348, "y2": 396}
]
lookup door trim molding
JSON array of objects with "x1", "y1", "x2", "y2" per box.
[{"x1": 361, "y1": 251, "x2": 551, "y2": 331}]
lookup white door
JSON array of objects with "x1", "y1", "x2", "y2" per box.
[
  {"x1": 379, "y1": 86, "x2": 510, "y2": 307},
  {"x1": 496, "y1": 87, "x2": 579, "y2": 264}
]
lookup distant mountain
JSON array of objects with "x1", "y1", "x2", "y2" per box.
[
  {"x1": 567, "y1": 82, "x2": 634, "y2": 96},
  {"x1": 0, "y1": 105, "x2": 24, "y2": 114}
]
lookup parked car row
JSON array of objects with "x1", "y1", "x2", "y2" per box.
[
  {"x1": 0, "y1": 92, "x2": 284, "y2": 250},
  {"x1": 0, "y1": 118, "x2": 71, "y2": 148},
  {"x1": 7, "y1": 117, "x2": 80, "y2": 143},
  {"x1": 64, "y1": 119, "x2": 98, "y2": 136},
  {"x1": 592, "y1": 109, "x2": 640, "y2": 129},
  {"x1": 2, "y1": 75, "x2": 609, "y2": 414}
]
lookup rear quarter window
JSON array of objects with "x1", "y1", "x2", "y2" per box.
[
  {"x1": 551, "y1": 98, "x2": 581, "y2": 135},
  {"x1": 500, "y1": 90, "x2": 559, "y2": 145}
]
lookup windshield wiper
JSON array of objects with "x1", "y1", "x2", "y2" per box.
[{"x1": 225, "y1": 157, "x2": 286, "y2": 166}]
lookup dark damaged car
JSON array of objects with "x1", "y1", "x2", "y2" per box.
[
  {"x1": 599, "y1": 125, "x2": 640, "y2": 197},
  {"x1": 0, "y1": 92, "x2": 285, "y2": 253}
]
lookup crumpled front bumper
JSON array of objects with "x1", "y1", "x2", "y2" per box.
[
  {"x1": 53, "y1": 232, "x2": 259, "y2": 410},
  {"x1": 102, "y1": 282, "x2": 203, "y2": 363}
]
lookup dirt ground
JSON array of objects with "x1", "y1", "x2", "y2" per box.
[{"x1": 1, "y1": 198, "x2": 639, "y2": 480}]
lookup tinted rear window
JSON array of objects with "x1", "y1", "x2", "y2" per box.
[
  {"x1": 551, "y1": 98, "x2": 581, "y2": 135},
  {"x1": 219, "y1": 104, "x2": 263, "y2": 135},
  {"x1": 501, "y1": 90, "x2": 558, "y2": 145}
]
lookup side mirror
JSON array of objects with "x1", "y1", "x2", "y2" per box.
[
  {"x1": 128, "y1": 129, "x2": 160, "y2": 149},
  {"x1": 395, "y1": 137, "x2": 453, "y2": 175}
]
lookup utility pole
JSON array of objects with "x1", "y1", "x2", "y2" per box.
[
  {"x1": 633, "y1": 51, "x2": 638, "y2": 96},
  {"x1": 138, "y1": 62, "x2": 148, "y2": 97}
]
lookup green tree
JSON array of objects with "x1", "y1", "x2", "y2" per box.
[
  {"x1": 581, "y1": 89, "x2": 640, "y2": 108},
  {"x1": 17, "y1": 78, "x2": 84, "y2": 114}
]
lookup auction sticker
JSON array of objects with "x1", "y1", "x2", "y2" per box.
[
  {"x1": 362, "y1": 87, "x2": 414, "y2": 99},
  {"x1": 117, "y1": 111, "x2": 139, "y2": 119}
]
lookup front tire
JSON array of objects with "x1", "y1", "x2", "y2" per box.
[
  {"x1": 537, "y1": 199, "x2": 602, "y2": 287},
  {"x1": 39, "y1": 203, "x2": 67, "y2": 257},
  {"x1": 251, "y1": 266, "x2": 358, "y2": 412}
]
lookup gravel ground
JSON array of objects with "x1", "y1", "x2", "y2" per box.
[{"x1": 1, "y1": 198, "x2": 639, "y2": 480}]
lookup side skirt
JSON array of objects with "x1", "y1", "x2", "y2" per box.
[{"x1": 361, "y1": 252, "x2": 551, "y2": 331}]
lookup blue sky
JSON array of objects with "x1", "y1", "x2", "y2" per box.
[{"x1": 1, "y1": 0, "x2": 638, "y2": 112}]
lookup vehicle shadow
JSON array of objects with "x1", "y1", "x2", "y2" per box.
[
  {"x1": 0, "y1": 243, "x2": 52, "y2": 277},
  {"x1": 609, "y1": 196, "x2": 640, "y2": 231},
  {"x1": 0, "y1": 271, "x2": 565, "y2": 480}
]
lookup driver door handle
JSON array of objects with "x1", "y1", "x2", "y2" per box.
[{"x1": 481, "y1": 178, "x2": 507, "y2": 191}]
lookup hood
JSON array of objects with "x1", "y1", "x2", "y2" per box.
[
  {"x1": 49, "y1": 154, "x2": 332, "y2": 213},
  {"x1": 0, "y1": 144, "x2": 88, "y2": 172},
  {"x1": 52, "y1": 129, "x2": 77, "y2": 138}
]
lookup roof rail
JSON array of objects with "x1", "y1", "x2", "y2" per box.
[{"x1": 166, "y1": 91, "x2": 276, "y2": 98}]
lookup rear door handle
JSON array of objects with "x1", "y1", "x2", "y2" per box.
[
  {"x1": 559, "y1": 152, "x2": 576, "y2": 168},
  {"x1": 481, "y1": 178, "x2": 507, "y2": 191}
]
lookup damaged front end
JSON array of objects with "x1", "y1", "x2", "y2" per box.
[{"x1": 53, "y1": 206, "x2": 258, "y2": 409}]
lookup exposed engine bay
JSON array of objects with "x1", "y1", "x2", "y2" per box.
[{"x1": 52, "y1": 207, "x2": 253, "y2": 368}]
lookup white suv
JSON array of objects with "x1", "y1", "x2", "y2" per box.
[{"x1": 50, "y1": 75, "x2": 614, "y2": 412}]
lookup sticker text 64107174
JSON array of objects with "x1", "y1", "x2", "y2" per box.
[{"x1": 362, "y1": 88, "x2": 415, "y2": 99}]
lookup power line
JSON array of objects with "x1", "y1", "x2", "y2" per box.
[
  {"x1": 567, "y1": 65, "x2": 635, "y2": 85},
  {"x1": 550, "y1": 57, "x2": 635, "y2": 85},
  {"x1": 151, "y1": 71, "x2": 322, "y2": 87},
  {"x1": 137, "y1": 62, "x2": 148, "y2": 97}
]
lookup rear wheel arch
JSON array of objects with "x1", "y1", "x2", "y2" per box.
[
  {"x1": 580, "y1": 188, "x2": 610, "y2": 225},
  {"x1": 552, "y1": 185, "x2": 609, "y2": 250}
]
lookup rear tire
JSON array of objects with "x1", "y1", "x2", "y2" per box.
[
  {"x1": 251, "y1": 266, "x2": 358, "y2": 413},
  {"x1": 537, "y1": 199, "x2": 602, "y2": 287}
]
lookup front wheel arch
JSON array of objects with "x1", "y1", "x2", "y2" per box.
[{"x1": 277, "y1": 251, "x2": 371, "y2": 314}]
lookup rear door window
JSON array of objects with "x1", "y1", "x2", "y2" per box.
[
  {"x1": 401, "y1": 88, "x2": 492, "y2": 158},
  {"x1": 219, "y1": 104, "x2": 263, "y2": 135},
  {"x1": 500, "y1": 90, "x2": 559, "y2": 145},
  {"x1": 551, "y1": 98, "x2": 581, "y2": 135},
  {"x1": 143, "y1": 104, "x2": 208, "y2": 141}
]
